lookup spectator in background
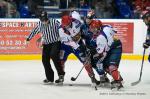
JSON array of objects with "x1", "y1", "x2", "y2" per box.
[
  {"x1": 95, "y1": 0, "x2": 114, "y2": 18},
  {"x1": 103, "y1": 0, "x2": 115, "y2": 18},
  {"x1": 135, "y1": 0, "x2": 150, "y2": 11},
  {"x1": 95, "y1": 1, "x2": 105, "y2": 18},
  {"x1": 6, "y1": 0, "x2": 20, "y2": 18},
  {"x1": 59, "y1": 0, "x2": 67, "y2": 9},
  {"x1": 133, "y1": 0, "x2": 150, "y2": 18},
  {"x1": 79, "y1": 0, "x2": 90, "y2": 17},
  {"x1": 133, "y1": 5, "x2": 142, "y2": 18},
  {"x1": 0, "y1": 0, "x2": 7, "y2": 18},
  {"x1": 27, "y1": 0, "x2": 38, "y2": 17}
]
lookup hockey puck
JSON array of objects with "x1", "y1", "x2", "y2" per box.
[{"x1": 69, "y1": 84, "x2": 73, "y2": 86}]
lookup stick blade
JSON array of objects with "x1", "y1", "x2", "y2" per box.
[
  {"x1": 71, "y1": 77, "x2": 76, "y2": 81},
  {"x1": 131, "y1": 80, "x2": 141, "y2": 86}
]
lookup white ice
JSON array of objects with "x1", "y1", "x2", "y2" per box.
[{"x1": 0, "y1": 60, "x2": 150, "y2": 99}]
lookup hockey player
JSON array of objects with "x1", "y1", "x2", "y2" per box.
[
  {"x1": 56, "y1": 15, "x2": 97, "y2": 88},
  {"x1": 88, "y1": 20, "x2": 123, "y2": 89},
  {"x1": 142, "y1": 10, "x2": 150, "y2": 62},
  {"x1": 81, "y1": 12, "x2": 110, "y2": 85}
]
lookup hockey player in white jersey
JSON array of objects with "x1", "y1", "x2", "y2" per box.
[
  {"x1": 88, "y1": 20, "x2": 123, "y2": 89},
  {"x1": 57, "y1": 15, "x2": 98, "y2": 88}
]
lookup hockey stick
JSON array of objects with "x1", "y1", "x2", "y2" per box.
[
  {"x1": 71, "y1": 64, "x2": 85, "y2": 81},
  {"x1": 71, "y1": 49, "x2": 91, "y2": 81},
  {"x1": 131, "y1": 49, "x2": 146, "y2": 86}
]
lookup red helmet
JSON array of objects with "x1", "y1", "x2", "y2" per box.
[
  {"x1": 90, "y1": 20, "x2": 102, "y2": 29},
  {"x1": 61, "y1": 15, "x2": 72, "y2": 27}
]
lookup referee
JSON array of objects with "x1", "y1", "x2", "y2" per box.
[{"x1": 26, "y1": 11, "x2": 65, "y2": 84}]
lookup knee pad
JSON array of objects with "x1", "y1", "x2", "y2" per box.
[
  {"x1": 108, "y1": 65, "x2": 117, "y2": 73},
  {"x1": 96, "y1": 63, "x2": 105, "y2": 75},
  {"x1": 95, "y1": 68, "x2": 105, "y2": 75}
]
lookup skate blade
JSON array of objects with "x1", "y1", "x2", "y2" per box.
[
  {"x1": 91, "y1": 83, "x2": 98, "y2": 90},
  {"x1": 111, "y1": 84, "x2": 124, "y2": 90},
  {"x1": 43, "y1": 82, "x2": 54, "y2": 85},
  {"x1": 99, "y1": 82, "x2": 111, "y2": 88},
  {"x1": 55, "y1": 82, "x2": 63, "y2": 86}
]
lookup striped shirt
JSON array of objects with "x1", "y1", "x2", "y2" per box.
[{"x1": 27, "y1": 18, "x2": 60, "y2": 44}]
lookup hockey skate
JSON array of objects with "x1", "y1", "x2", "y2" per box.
[
  {"x1": 98, "y1": 75, "x2": 110, "y2": 87},
  {"x1": 111, "y1": 80, "x2": 123, "y2": 90},
  {"x1": 110, "y1": 76, "x2": 123, "y2": 90},
  {"x1": 90, "y1": 76, "x2": 98, "y2": 90},
  {"x1": 55, "y1": 75, "x2": 64, "y2": 85},
  {"x1": 43, "y1": 79, "x2": 53, "y2": 85}
]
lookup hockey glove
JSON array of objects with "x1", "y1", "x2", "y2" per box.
[
  {"x1": 143, "y1": 42, "x2": 150, "y2": 49},
  {"x1": 93, "y1": 52, "x2": 106, "y2": 62},
  {"x1": 77, "y1": 44, "x2": 86, "y2": 53},
  {"x1": 26, "y1": 38, "x2": 30, "y2": 41}
]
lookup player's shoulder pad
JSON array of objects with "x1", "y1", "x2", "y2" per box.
[
  {"x1": 72, "y1": 18, "x2": 82, "y2": 28},
  {"x1": 97, "y1": 34, "x2": 108, "y2": 44},
  {"x1": 102, "y1": 25, "x2": 117, "y2": 35}
]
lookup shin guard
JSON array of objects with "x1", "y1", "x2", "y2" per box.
[
  {"x1": 109, "y1": 65, "x2": 120, "y2": 81},
  {"x1": 84, "y1": 64, "x2": 94, "y2": 77}
]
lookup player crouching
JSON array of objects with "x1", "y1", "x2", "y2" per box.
[
  {"x1": 88, "y1": 20, "x2": 124, "y2": 90},
  {"x1": 57, "y1": 15, "x2": 98, "y2": 89}
]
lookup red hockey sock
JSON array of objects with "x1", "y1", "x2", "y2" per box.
[
  {"x1": 111, "y1": 70, "x2": 120, "y2": 81},
  {"x1": 108, "y1": 65, "x2": 120, "y2": 81},
  {"x1": 84, "y1": 64, "x2": 94, "y2": 77}
]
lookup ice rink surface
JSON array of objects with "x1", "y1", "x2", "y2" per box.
[{"x1": 0, "y1": 60, "x2": 150, "y2": 99}]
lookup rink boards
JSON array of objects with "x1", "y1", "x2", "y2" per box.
[{"x1": 0, "y1": 19, "x2": 149, "y2": 60}]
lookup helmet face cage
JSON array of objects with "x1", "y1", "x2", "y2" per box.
[
  {"x1": 90, "y1": 27, "x2": 98, "y2": 34},
  {"x1": 40, "y1": 11, "x2": 48, "y2": 22},
  {"x1": 87, "y1": 9, "x2": 95, "y2": 19}
]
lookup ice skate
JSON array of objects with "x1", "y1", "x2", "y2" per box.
[
  {"x1": 43, "y1": 79, "x2": 53, "y2": 85},
  {"x1": 99, "y1": 75, "x2": 110, "y2": 87},
  {"x1": 111, "y1": 80, "x2": 123, "y2": 90},
  {"x1": 55, "y1": 75, "x2": 64, "y2": 85},
  {"x1": 90, "y1": 76, "x2": 98, "y2": 90}
]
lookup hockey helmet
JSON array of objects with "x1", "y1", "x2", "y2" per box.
[
  {"x1": 87, "y1": 9, "x2": 96, "y2": 19},
  {"x1": 89, "y1": 20, "x2": 102, "y2": 33},
  {"x1": 90, "y1": 20, "x2": 102, "y2": 29},
  {"x1": 61, "y1": 15, "x2": 72, "y2": 27},
  {"x1": 39, "y1": 11, "x2": 48, "y2": 22}
]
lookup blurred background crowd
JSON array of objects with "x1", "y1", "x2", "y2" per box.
[{"x1": 0, "y1": 0, "x2": 150, "y2": 19}]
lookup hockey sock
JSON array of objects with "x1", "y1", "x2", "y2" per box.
[
  {"x1": 109, "y1": 65, "x2": 120, "y2": 81},
  {"x1": 111, "y1": 70, "x2": 120, "y2": 81},
  {"x1": 84, "y1": 64, "x2": 94, "y2": 77}
]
